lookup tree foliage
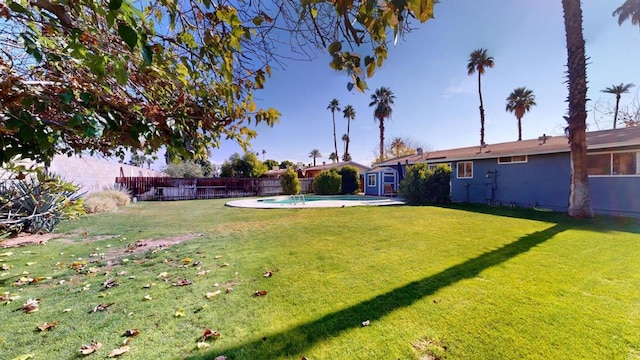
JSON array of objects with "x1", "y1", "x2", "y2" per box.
[
  {"x1": 163, "y1": 161, "x2": 205, "y2": 178},
  {"x1": 279, "y1": 160, "x2": 295, "y2": 169},
  {"x1": 280, "y1": 168, "x2": 301, "y2": 195},
  {"x1": 505, "y1": 87, "x2": 536, "y2": 141},
  {"x1": 0, "y1": 0, "x2": 437, "y2": 166},
  {"x1": 264, "y1": 159, "x2": 279, "y2": 171},
  {"x1": 369, "y1": 86, "x2": 396, "y2": 161},
  {"x1": 219, "y1": 152, "x2": 267, "y2": 178}
]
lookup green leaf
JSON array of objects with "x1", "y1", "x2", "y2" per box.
[
  {"x1": 108, "y1": 0, "x2": 123, "y2": 11},
  {"x1": 310, "y1": 7, "x2": 318, "y2": 19},
  {"x1": 407, "y1": 0, "x2": 435, "y2": 23},
  {"x1": 252, "y1": 16, "x2": 264, "y2": 26},
  {"x1": 8, "y1": 2, "x2": 29, "y2": 14},
  {"x1": 328, "y1": 41, "x2": 342, "y2": 55},
  {"x1": 117, "y1": 24, "x2": 138, "y2": 50},
  {"x1": 60, "y1": 92, "x2": 73, "y2": 105},
  {"x1": 114, "y1": 61, "x2": 127, "y2": 85},
  {"x1": 366, "y1": 62, "x2": 375, "y2": 78},
  {"x1": 142, "y1": 45, "x2": 153, "y2": 66}
]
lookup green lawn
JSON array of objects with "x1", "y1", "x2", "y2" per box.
[{"x1": 1, "y1": 200, "x2": 639, "y2": 359}]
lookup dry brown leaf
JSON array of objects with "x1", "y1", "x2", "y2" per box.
[
  {"x1": 92, "y1": 303, "x2": 114, "y2": 312},
  {"x1": 253, "y1": 290, "x2": 267, "y2": 297},
  {"x1": 214, "y1": 356, "x2": 227, "y2": 360},
  {"x1": 108, "y1": 345, "x2": 130, "y2": 357},
  {"x1": 202, "y1": 328, "x2": 221, "y2": 341},
  {"x1": 103, "y1": 278, "x2": 118, "y2": 289},
  {"x1": 172, "y1": 279, "x2": 193, "y2": 286},
  {"x1": 79, "y1": 341, "x2": 102, "y2": 355},
  {"x1": 205, "y1": 290, "x2": 221, "y2": 299},
  {"x1": 196, "y1": 342, "x2": 210, "y2": 349},
  {"x1": 361, "y1": 320, "x2": 370, "y2": 327},
  {"x1": 37, "y1": 321, "x2": 58, "y2": 331},
  {"x1": 116, "y1": 271, "x2": 127, "y2": 276},
  {"x1": 264, "y1": 270, "x2": 274, "y2": 277},
  {"x1": 123, "y1": 329, "x2": 140, "y2": 337},
  {"x1": 226, "y1": 287, "x2": 233, "y2": 293},
  {"x1": 21, "y1": 298, "x2": 40, "y2": 313}
]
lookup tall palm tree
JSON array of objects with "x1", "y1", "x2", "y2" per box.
[
  {"x1": 329, "y1": 152, "x2": 338, "y2": 163},
  {"x1": 341, "y1": 134, "x2": 351, "y2": 161},
  {"x1": 368, "y1": 87, "x2": 395, "y2": 161},
  {"x1": 601, "y1": 83, "x2": 635, "y2": 129},
  {"x1": 309, "y1": 149, "x2": 321, "y2": 166},
  {"x1": 327, "y1": 99, "x2": 341, "y2": 162},
  {"x1": 505, "y1": 87, "x2": 537, "y2": 141},
  {"x1": 613, "y1": 0, "x2": 640, "y2": 28},
  {"x1": 467, "y1": 48, "x2": 495, "y2": 146},
  {"x1": 563, "y1": 0, "x2": 593, "y2": 218},
  {"x1": 342, "y1": 105, "x2": 356, "y2": 161},
  {"x1": 261, "y1": 149, "x2": 266, "y2": 161}
]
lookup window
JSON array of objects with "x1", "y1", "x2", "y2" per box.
[
  {"x1": 383, "y1": 173, "x2": 395, "y2": 183},
  {"x1": 588, "y1": 151, "x2": 640, "y2": 176},
  {"x1": 498, "y1": 155, "x2": 528, "y2": 164},
  {"x1": 457, "y1": 161, "x2": 473, "y2": 179},
  {"x1": 367, "y1": 174, "x2": 376, "y2": 187}
]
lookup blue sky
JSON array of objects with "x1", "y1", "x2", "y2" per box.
[{"x1": 203, "y1": 1, "x2": 640, "y2": 168}]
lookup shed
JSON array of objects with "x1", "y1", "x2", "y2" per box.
[{"x1": 364, "y1": 167, "x2": 399, "y2": 196}]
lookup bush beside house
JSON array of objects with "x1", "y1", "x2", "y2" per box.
[
  {"x1": 399, "y1": 164, "x2": 451, "y2": 205},
  {"x1": 339, "y1": 166, "x2": 360, "y2": 194},
  {"x1": 280, "y1": 169, "x2": 301, "y2": 195},
  {"x1": 313, "y1": 169, "x2": 341, "y2": 195}
]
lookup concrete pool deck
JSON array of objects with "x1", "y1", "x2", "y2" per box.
[{"x1": 226, "y1": 196, "x2": 405, "y2": 209}]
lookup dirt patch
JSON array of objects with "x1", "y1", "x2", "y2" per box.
[
  {"x1": 107, "y1": 233, "x2": 204, "y2": 259},
  {"x1": 0, "y1": 233, "x2": 58, "y2": 248}
]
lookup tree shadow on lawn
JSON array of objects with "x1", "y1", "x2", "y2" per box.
[
  {"x1": 436, "y1": 203, "x2": 640, "y2": 235},
  {"x1": 187, "y1": 223, "x2": 568, "y2": 360}
]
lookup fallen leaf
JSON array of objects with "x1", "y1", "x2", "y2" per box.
[
  {"x1": 214, "y1": 255, "x2": 223, "y2": 259},
  {"x1": 21, "y1": 298, "x2": 40, "y2": 313},
  {"x1": 123, "y1": 329, "x2": 140, "y2": 337},
  {"x1": 205, "y1": 290, "x2": 221, "y2": 299},
  {"x1": 157, "y1": 272, "x2": 168, "y2": 278},
  {"x1": 193, "y1": 261, "x2": 202, "y2": 266},
  {"x1": 202, "y1": 328, "x2": 221, "y2": 341},
  {"x1": 172, "y1": 279, "x2": 193, "y2": 286},
  {"x1": 226, "y1": 287, "x2": 233, "y2": 293},
  {"x1": 37, "y1": 321, "x2": 58, "y2": 331},
  {"x1": 264, "y1": 270, "x2": 274, "y2": 277},
  {"x1": 253, "y1": 290, "x2": 267, "y2": 297},
  {"x1": 25, "y1": 262, "x2": 36, "y2": 266},
  {"x1": 79, "y1": 341, "x2": 102, "y2": 355},
  {"x1": 116, "y1": 271, "x2": 127, "y2": 276},
  {"x1": 1, "y1": 263, "x2": 12, "y2": 270},
  {"x1": 108, "y1": 345, "x2": 130, "y2": 357},
  {"x1": 122, "y1": 338, "x2": 133, "y2": 345},
  {"x1": 92, "y1": 303, "x2": 115, "y2": 312},
  {"x1": 196, "y1": 342, "x2": 210, "y2": 349},
  {"x1": 197, "y1": 270, "x2": 209, "y2": 276},
  {"x1": 361, "y1": 320, "x2": 370, "y2": 327},
  {"x1": 0, "y1": 251, "x2": 14, "y2": 257},
  {"x1": 214, "y1": 355, "x2": 227, "y2": 360},
  {"x1": 220, "y1": 263, "x2": 230, "y2": 267},
  {"x1": 181, "y1": 257, "x2": 194, "y2": 265},
  {"x1": 142, "y1": 283, "x2": 155, "y2": 288},
  {"x1": 62, "y1": 308, "x2": 72, "y2": 313},
  {"x1": 103, "y1": 278, "x2": 118, "y2": 289},
  {"x1": 143, "y1": 295, "x2": 152, "y2": 301},
  {"x1": 174, "y1": 309, "x2": 185, "y2": 317}
]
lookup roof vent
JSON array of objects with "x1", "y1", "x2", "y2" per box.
[{"x1": 538, "y1": 134, "x2": 552, "y2": 144}]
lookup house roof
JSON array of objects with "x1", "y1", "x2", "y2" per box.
[
  {"x1": 374, "y1": 127, "x2": 640, "y2": 167},
  {"x1": 302, "y1": 161, "x2": 371, "y2": 173},
  {"x1": 365, "y1": 166, "x2": 398, "y2": 174}
]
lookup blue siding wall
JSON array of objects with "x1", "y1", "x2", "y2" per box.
[
  {"x1": 589, "y1": 177, "x2": 640, "y2": 217},
  {"x1": 364, "y1": 171, "x2": 380, "y2": 196},
  {"x1": 450, "y1": 153, "x2": 571, "y2": 211}
]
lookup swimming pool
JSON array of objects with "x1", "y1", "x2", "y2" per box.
[{"x1": 226, "y1": 195, "x2": 404, "y2": 208}]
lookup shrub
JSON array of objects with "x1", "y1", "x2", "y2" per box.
[
  {"x1": 399, "y1": 164, "x2": 451, "y2": 205},
  {"x1": 83, "y1": 195, "x2": 118, "y2": 214},
  {"x1": 100, "y1": 185, "x2": 132, "y2": 206},
  {"x1": 0, "y1": 170, "x2": 85, "y2": 237},
  {"x1": 339, "y1": 166, "x2": 360, "y2": 194},
  {"x1": 280, "y1": 169, "x2": 301, "y2": 195},
  {"x1": 313, "y1": 169, "x2": 341, "y2": 195}
]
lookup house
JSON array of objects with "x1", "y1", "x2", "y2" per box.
[
  {"x1": 364, "y1": 166, "x2": 399, "y2": 196},
  {"x1": 299, "y1": 161, "x2": 371, "y2": 178},
  {"x1": 374, "y1": 127, "x2": 640, "y2": 217}
]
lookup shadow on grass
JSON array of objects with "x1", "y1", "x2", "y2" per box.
[
  {"x1": 436, "y1": 203, "x2": 640, "y2": 234},
  {"x1": 187, "y1": 223, "x2": 568, "y2": 360}
]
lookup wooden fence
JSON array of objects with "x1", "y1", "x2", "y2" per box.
[{"x1": 115, "y1": 177, "x2": 313, "y2": 201}]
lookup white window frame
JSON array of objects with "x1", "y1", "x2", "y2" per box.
[
  {"x1": 498, "y1": 155, "x2": 528, "y2": 164},
  {"x1": 457, "y1": 161, "x2": 473, "y2": 179},
  {"x1": 367, "y1": 174, "x2": 376, "y2": 187},
  {"x1": 588, "y1": 150, "x2": 640, "y2": 177}
]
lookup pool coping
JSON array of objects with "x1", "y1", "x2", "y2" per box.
[{"x1": 225, "y1": 195, "x2": 405, "y2": 209}]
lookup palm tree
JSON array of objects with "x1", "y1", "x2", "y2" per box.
[
  {"x1": 505, "y1": 87, "x2": 537, "y2": 141},
  {"x1": 327, "y1": 99, "x2": 341, "y2": 162},
  {"x1": 562, "y1": 0, "x2": 594, "y2": 218},
  {"x1": 601, "y1": 83, "x2": 635, "y2": 129},
  {"x1": 368, "y1": 87, "x2": 395, "y2": 161},
  {"x1": 261, "y1": 149, "x2": 266, "y2": 161},
  {"x1": 341, "y1": 134, "x2": 351, "y2": 161},
  {"x1": 329, "y1": 152, "x2": 338, "y2": 163},
  {"x1": 613, "y1": 0, "x2": 640, "y2": 28},
  {"x1": 342, "y1": 105, "x2": 356, "y2": 161},
  {"x1": 309, "y1": 149, "x2": 321, "y2": 166},
  {"x1": 467, "y1": 48, "x2": 495, "y2": 146}
]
